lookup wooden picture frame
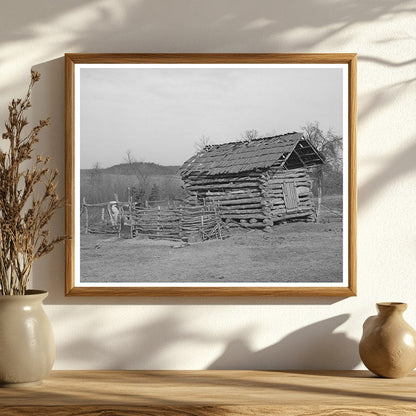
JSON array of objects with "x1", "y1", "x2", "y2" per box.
[{"x1": 65, "y1": 53, "x2": 356, "y2": 296}]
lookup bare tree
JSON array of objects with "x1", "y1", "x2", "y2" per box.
[
  {"x1": 89, "y1": 161, "x2": 102, "y2": 185},
  {"x1": 194, "y1": 134, "x2": 211, "y2": 152},
  {"x1": 124, "y1": 150, "x2": 149, "y2": 204},
  {"x1": 302, "y1": 122, "x2": 343, "y2": 172},
  {"x1": 302, "y1": 121, "x2": 343, "y2": 198},
  {"x1": 125, "y1": 150, "x2": 148, "y2": 184},
  {"x1": 241, "y1": 129, "x2": 259, "y2": 142}
]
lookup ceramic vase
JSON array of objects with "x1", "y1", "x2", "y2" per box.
[
  {"x1": 359, "y1": 302, "x2": 416, "y2": 378},
  {"x1": 0, "y1": 290, "x2": 55, "y2": 387}
]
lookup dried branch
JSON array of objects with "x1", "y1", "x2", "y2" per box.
[{"x1": 0, "y1": 71, "x2": 66, "y2": 295}]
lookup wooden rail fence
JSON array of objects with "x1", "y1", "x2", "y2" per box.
[{"x1": 81, "y1": 198, "x2": 225, "y2": 242}]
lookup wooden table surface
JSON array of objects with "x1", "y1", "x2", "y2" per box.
[{"x1": 1, "y1": 370, "x2": 415, "y2": 415}]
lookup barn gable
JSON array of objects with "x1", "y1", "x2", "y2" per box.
[{"x1": 179, "y1": 132, "x2": 324, "y2": 178}]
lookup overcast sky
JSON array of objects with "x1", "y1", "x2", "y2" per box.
[{"x1": 79, "y1": 65, "x2": 343, "y2": 169}]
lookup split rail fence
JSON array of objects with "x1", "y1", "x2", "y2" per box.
[{"x1": 81, "y1": 198, "x2": 225, "y2": 242}]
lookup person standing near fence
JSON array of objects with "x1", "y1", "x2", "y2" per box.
[{"x1": 108, "y1": 201, "x2": 119, "y2": 226}]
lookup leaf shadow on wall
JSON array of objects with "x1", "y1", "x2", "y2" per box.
[
  {"x1": 356, "y1": 54, "x2": 416, "y2": 209},
  {"x1": 0, "y1": 0, "x2": 414, "y2": 98},
  {"x1": 358, "y1": 139, "x2": 416, "y2": 210},
  {"x1": 27, "y1": 1, "x2": 416, "y2": 305},
  {"x1": 207, "y1": 314, "x2": 360, "y2": 370},
  {"x1": 31, "y1": 56, "x2": 346, "y2": 307},
  {"x1": 54, "y1": 312, "x2": 215, "y2": 369},
  {"x1": 53, "y1": 309, "x2": 359, "y2": 370}
]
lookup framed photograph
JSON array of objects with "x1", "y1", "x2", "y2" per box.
[{"x1": 65, "y1": 53, "x2": 356, "y2": 296}]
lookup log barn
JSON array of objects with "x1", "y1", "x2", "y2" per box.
[{"x1": 179, "y1": 132, "x2": 325, "y2": 230}]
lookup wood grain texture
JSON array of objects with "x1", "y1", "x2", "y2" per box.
[
  {"x1": 348, "y1": 54, "x2": 358, "y2": 297},
  {"x1": 65, "y1": 286, "x2": 356, "y2": 297},
  {"x1": 65, "y1": 53, "x2": 358, "y2": 64},
  {"x1": 65, "y1": 54, "x2": 75, "y2": 296},
  {"x1": 3, "y1": 405, "x2": 416, "y2": 416},
  {"x1": 1, "y1": 370, "x2": 415, "y2": 416},
  {"x1": 64, "y1": 53, "x2": 357, "y2": 297}
]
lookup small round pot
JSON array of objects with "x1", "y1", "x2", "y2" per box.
[
  {"x1": 0, "y1": 290, "x2": 55, "y2": 387},
  {"x1": 359, "y1": 302, "x2": 416, "y2": 378}
]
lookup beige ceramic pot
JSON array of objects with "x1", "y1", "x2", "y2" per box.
[
  {"x1": 359, "y1": 302, "x2": 416, "y2": 378},
  {"x1": 0, "y1": 290, "x2": 55, "y2": 387}
]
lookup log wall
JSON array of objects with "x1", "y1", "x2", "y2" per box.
[{"x1": 183, "y1": 167, "x2": 316, "y2": 230}]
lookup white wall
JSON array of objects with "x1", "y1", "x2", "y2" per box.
[{"x1": 1, "y1": 0, "x2": 415, "y2": 370}]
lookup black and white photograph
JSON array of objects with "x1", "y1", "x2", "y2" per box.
[{"x1": 65, "y1": 54, "x2": 356, "y2": 296}]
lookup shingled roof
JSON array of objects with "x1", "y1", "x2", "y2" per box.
[{"x1": 179, "y1": 132, "x2": 324, "y2": 177}]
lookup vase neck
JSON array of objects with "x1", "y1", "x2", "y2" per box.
[{"x1": 377, "y1": 302, "x2": 407, "y2": 317}]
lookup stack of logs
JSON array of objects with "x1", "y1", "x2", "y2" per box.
[{"x1": 183, "y1": 167, "x2": 316, "y2": 231}]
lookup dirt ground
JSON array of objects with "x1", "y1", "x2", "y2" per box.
[{"x1": 80, "y1": 196, "x2": 343, "y2": 283}]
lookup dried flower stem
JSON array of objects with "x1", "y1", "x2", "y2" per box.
[{"x1": 0, "y1": 71, "x2": 65, "y2": 295}]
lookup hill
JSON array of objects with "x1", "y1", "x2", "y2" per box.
[{"x1": 82, "y1": 162, "x2": 181, "y2": 176}]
